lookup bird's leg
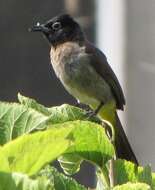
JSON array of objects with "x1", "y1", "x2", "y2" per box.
[
  {"x1": 86, "y1": 102, "x2": 104, "y2": 118},
  {"x1": 75, "y1": 100, "x2": 91, "y2": 111},
  {"x1": 94, "y1": 102, "x2": 104, "y2": 115},
  {"x1": 75, "y1": 100, "x2": 104, "y2": 118}
]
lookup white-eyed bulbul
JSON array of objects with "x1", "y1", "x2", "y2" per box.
[{"x1": 30, "y1": 14, "x2": 138, "y2": 164}]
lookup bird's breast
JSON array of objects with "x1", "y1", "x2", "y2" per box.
[{"x1": 50, "y1": 42, "x2": 85, "y2": 83}]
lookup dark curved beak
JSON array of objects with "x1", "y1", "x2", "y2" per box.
[{"x1": 29, "y1": 23, "x2": 50, "y2": 33}]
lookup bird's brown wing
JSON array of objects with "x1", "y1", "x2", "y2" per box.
[{"x1": 85, "y1": 41, "x2": 125, "y2": 110}]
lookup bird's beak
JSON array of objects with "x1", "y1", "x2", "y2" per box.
[{"x1": 29, "y1": 23, "x2": 50, "y2": 33}]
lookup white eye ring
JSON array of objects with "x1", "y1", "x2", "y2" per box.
[{"x1": 52, "y1": 22, "x2": 61, "y2": 30}]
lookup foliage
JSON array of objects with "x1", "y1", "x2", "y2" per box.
[{"x1": 0, "y1": 94, "x2": 154, "y2": 189}]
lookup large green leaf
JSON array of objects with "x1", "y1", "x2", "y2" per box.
[
  {"x1": 1, "y1": 127, "x2": 72, "y2": 176},
  {"x1": 0, "y1": 172, "x2": 52, "y2": 190},
  {"x1": 0, "y1": 102, "x2": 49, "y2": 145},
  {"x1": 61, "y1": 121, "x2": 114, "y2": 166},
  {"x1": 114, "y1": 159, "x2": 153, "y2": 187},
  {"x1": 38, "y1": 166, "x2": 87, "y2": 190},
  {"x1": 53, "y1": 120, "x2": 114, "y2": 175},
  {"x1": 0, "y1": 120, "x2": 114, "y2": 176},
  {"x1": 113, "y1": 182, "x2": 151, "y2": 190}
]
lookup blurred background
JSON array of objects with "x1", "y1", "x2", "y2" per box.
[{"x1": 1, "y1": 0, "x2": 155, "y2": 188}]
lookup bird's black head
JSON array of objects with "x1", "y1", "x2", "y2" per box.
[{"x1": 30, "y1": 14, "x2": 85, "y2": 47}]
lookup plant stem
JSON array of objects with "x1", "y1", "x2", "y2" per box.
[{"x1": 109, "y1": 158, "x2": 115, "y2": 187}]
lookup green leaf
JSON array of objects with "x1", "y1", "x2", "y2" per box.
[
  {"x1": 0, "y1": 94, "x2": 100, "y2": 145},
  {"x1": 48, "y1": 104, "x2": 100, "y2": 124},
  {"x1": 0, "y1": 172, "x2": 52, "y2": 190},
  {"x1": 64, "y1": 121, "x2": 114, "y2": 166},
  {"x1": 96, "y1": 166, "x2": 110, "y2": 189},
  {"x1": 2, "y1": 127, "x2": 72, "y2": 176},
  {"x1": 0, "y1": 147, "x2": 10, "y2": 172},
  {"x1": 0, "y1": 102, "x2": 49, "y2": 145},
  {"x1": 152, "y1": 172, "x2": 155, "y2": 189},
  {"x1": 114, "y1": 159, "x2": 153, "y2": 187},
  {"x1": 53, "y1": 121, "x2": 114, "y2": 175},
  {"x1": 0, "y1": 95, "x2": 114, "y2": 177},
  {"x1": 114, "y1": 159, "x2": 137, "y2": 184},
  {"x1": 38, "y1": 166, "x2": 87, "y2": 190},
  {"x1": 58, "y1": 154, "x2": 82, "y2": 175},
  {"x1": 1, "y1": 120, "x2": 114, "y2": 176},
  {"x1": 18, "y1": 93, "x2": 51, "y2": 116},
  {"x1": 138, "y1": 165, "x2": 152, "y2": 187},
  {"x1": 113, "y1": 182, "x2": 151, "y2": 190},
  {"x1": 18, "y1": 93, "x2": 100, "y2": 124},
  {"x1": 96, "y1": 168, "x2": 109, "y2": 190}
]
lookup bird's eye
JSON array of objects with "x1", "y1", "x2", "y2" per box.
[{"x1": 52, "y1": 22, "x2": 61, "y2": 30}]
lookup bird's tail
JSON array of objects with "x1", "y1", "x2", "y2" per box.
[
  {"x1": 115, "y1": 113, "x2": 138, "y2": 165},
  {"x1": 92, "y1": 101, "x2": 138, "y2": 165}
]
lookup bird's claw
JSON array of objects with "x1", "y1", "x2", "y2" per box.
[{"x1": 85, "y1": 110, "x2": 97, "y2": 119}]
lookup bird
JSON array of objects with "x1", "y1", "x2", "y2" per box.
[{"x1": 29, "y1": 13, "x2": 138, "y2": 164}]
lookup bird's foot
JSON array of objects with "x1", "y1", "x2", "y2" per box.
[
  {"x1": 85, "y1": 109, "x2": 97, "y2": 119},
  {"x1": 75, "y1": 101, "x2": 91, "y2": 111},
  {"x1": 84, "y1": 102, "x2": 104, "y2": 119}
]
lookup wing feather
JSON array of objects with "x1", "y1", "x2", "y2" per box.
[{"x1": 85, "y1": 41, "x2": 125, "y2": 110}]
